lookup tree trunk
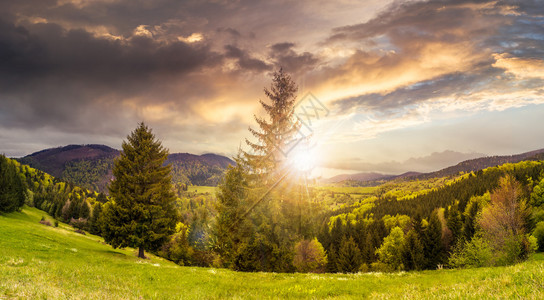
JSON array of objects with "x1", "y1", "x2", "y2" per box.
[{"x1": 138, "y1": 246, "x2": 145, "y2": 259}]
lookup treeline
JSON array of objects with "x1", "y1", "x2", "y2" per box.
[{"x1": 0, "y1": 154, "x2": 107, "y2": 234}]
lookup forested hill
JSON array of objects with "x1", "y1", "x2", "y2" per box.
[
  {"x1": 17, "y1": 144, "x2": 235, "y2": 192},
  {"x1": 413, "y1": 148, "x2": 544, "y2": 180},
  {"x1": 18, "y1": 144, "x2": 119, "y2": 178}
]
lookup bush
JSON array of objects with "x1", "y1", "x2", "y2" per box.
[
  {"x1": 39, "y1": 220, "x2": 52, "y2": 226},
  {"x1": 497, "y1": 235, "x2": 528, "y2": 265},
  {"x1": 39, "y1": 216, "x2": 52, "y2": 227},
  {"x1": 293, "y1": 238, "x2": 327, "y2": 273},
  {"x1": 449, "y1": 234, "x2": 493, "y2": 268},
  {"x1": 160, "y1": 222, "x2": 194, "y2": 266},
  {"x1": 70, "y1": 218, "x2": 88, "y2": 230},
  {"x1": 533, "y1": 221, "x2": 544, "y2": 252}
]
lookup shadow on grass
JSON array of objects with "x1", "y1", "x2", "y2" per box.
[{"x1": 103, "y1": 250, "x2": 127, "y2": 257}]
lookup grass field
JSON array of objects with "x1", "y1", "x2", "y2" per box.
[
  {"x1": 186, "y1": 185, "x2": 217, "y2": 195},
  {"x1": 1, "y1": 206, "x2": 544, "y2": 299},
  {"x1": 314, "y1": 186, "x2": 378, "y2": 195}
]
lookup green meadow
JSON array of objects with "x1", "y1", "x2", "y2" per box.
[
  {"x1": 186, "y1": 185, "x2": 217, "y2": 195},
  {"x1": 1, "y1": 206, "x2": 543, "y2": 299}
]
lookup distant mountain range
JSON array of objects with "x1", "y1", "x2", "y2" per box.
[
  {"x1": 17, "y1": 144, "x2": 544, "y2": 190},
  {"x1": 17, "y1": 144, "x2": 235, "y2": 192},
  {"x1": 324, "y1": 148, "x2": 544, "y2": 185}
]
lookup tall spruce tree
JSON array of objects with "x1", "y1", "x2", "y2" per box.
[
  {"x1": 423, "y1": 211, "x2": 444, "y2": 269},
  {"x1": 214, "y1": 154, "x2": 252, "y2": 267},
  {"x1": 244, "y1": 68, "x2": 300, "y2": 179},
  {"x1": 336, "y1": 236, "x2": 362, "y2": 273},
  {"x1": 102, "y1": 122, "x2": 178, "y2": 258},
  {"x1": 401, "y1": 230, "x2": 425, "y2": 271}
]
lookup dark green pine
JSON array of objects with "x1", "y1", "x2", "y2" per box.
[{"x1": 102, "y1": 122, "x2": 178, "y2": 258}]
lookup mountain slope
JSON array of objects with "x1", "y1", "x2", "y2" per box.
[
  {"x1": 414, "y1": 148, "x2": 544, "y2": 180},
  {"x1": 18, "y1": 144, "x2": 119, "y2": 178},
  {"x1": 17, "y1": 144, "x2": 235, "y2": 192}
]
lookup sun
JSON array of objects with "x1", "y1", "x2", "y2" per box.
[{"x1": 290, "y1": 146, "x2": 318, "y2": 173}]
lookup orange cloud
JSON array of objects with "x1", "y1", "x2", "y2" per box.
[{"x1": 493, "y1": 54, "x2": 544, "y2": 79}]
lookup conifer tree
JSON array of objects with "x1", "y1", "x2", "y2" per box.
[
  {"x1": 0, "y1": 155, "x2": 26, "y2": 213},
  {"x1": 336, "y1": 236, "x2": 362, "y2": 273},
  {"x1": 401, "y1": 230, "x2": 425, "y2": 271},
  {"x1": 244, "y1": 68, "x2": 300, "y2": 179},
  {"x1": 423, "y1": 211, "x2": 444, "y2": 269},
  {"x1": 462, "y1": 200, "x2": 480, "y2": 241},
  {"x1": 446, "y1": 205, "x2": 462, "y2": 244},
  {"x1": 89, "y1": 202, "x2": 103, "y2": 235},
  {"x1": 102, "y1": 122, "x2": 178, "y2": 258},
  {"x1": 214, "y1": 154, "x2": 252, "y2": 267}
]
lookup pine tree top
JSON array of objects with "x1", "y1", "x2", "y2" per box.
[{"x1": 244, "y1": 69, "x2": 301, "y2": 176}]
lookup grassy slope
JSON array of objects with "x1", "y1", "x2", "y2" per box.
[{"x1": 1, "y1": 207, "x2": 544, "y2": 299}]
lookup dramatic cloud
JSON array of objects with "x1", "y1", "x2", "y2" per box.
[
  {"x1": 268, "y1": 42, "x2": 320, "y2": 75},
  {"x1": 310, "y1": 0, "x2": 544, "y2": 147},
  {"x1": 1, "y1": 0, "x2": 543, "y2": 177}
]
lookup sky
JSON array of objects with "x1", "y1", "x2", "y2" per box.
[{"x1": 1, "y1": 0, "x2": 544, "y2": 178}]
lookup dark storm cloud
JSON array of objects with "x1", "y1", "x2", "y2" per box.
[
  {"x1": 268, "y1": 42, "x2": 320, "y2": 75},
  {"x1": 1, "y1": 0, "x2": 334, "y2": 156},
  {"x1": 327, "y1": 0, "x2": 506, "y2": 43},
  {"x1": 224, "y1": 44, "x2": 271, "y2": 72},
  {"x1": 0, "y1": 19, "x2": 219, "y2": 86},
  {"x1": 0, "y1": 13, "x2": 222, "y2": 132}
]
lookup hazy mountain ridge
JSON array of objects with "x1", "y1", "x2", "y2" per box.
[
  {"x1": 17, "y1": 144, "x2": 235, "y2": 192},
  {"x1": 328, "y1": 148, "x2": 544, "y2": 185}
]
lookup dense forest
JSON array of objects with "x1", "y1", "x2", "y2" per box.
[{"x1": 3, "y1": 148, "x2": 544, "y2": 273}]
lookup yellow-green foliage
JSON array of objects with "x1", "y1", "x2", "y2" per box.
[
  {"x1": 382, "y1": 214, "x2": 411, "y2": 231},
  {"x1": 380, "y1": 175, "x2": 466, "y2": 201}
]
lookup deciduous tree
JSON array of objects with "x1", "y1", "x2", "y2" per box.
[
  {"x1": 376, "y1": 226, "x2": 405, "y2": 271},
  {"x1": 479, "y1": 175, "x2": 532, "y2": 264},
  {"x1": 293, "y1": 238, "x2": 327, "y2": 273}
]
